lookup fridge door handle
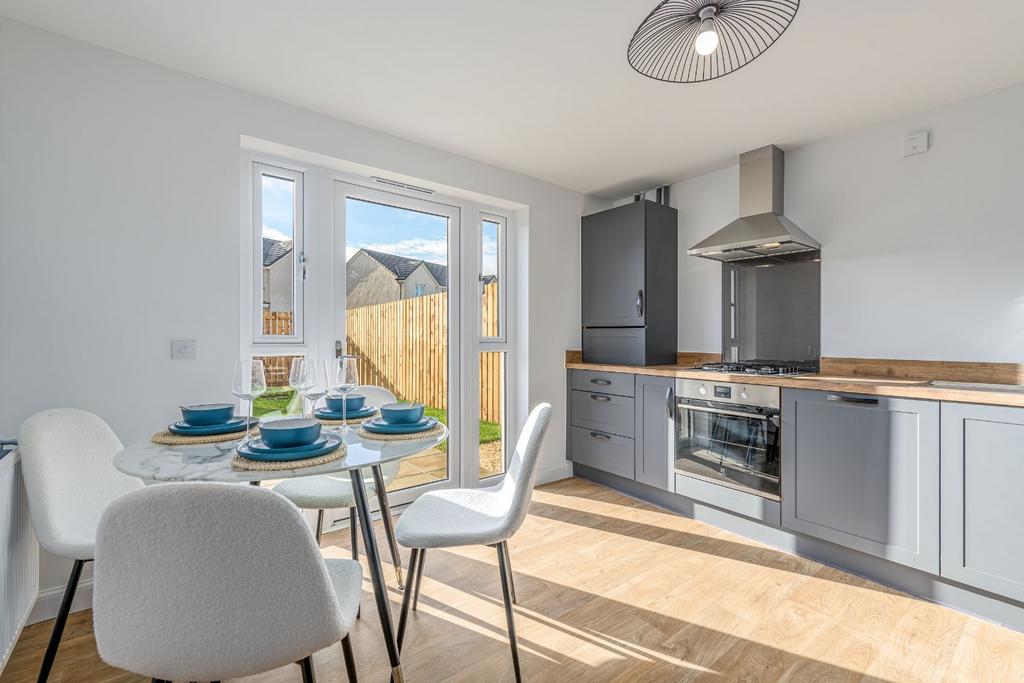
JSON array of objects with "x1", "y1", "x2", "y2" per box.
[{"x1": 636, "y1": 289, "x2": 644, "y2": 318}]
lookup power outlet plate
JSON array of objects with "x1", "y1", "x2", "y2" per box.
[
  {"x1": 171, "y1": 339, "x2": 197, "y2": 360},
  {"x1": 903, "y1": 131, "x2": 929, "y2": 156}
]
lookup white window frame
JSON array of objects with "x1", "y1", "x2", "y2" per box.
[
  {"x1": 251, "y1": 162, "x2": 305, "y2": 345},
  {"x1": 479, "y1": 213, "x2": 507, "y2": 343}
]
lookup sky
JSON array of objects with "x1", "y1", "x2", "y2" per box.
[{"x1": 261, "y1": 178, "x2": 497, "y2": 276}]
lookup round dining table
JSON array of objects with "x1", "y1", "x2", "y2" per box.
[{"x1": 114, "y1": 424, "x2": 449, "y2": 683}]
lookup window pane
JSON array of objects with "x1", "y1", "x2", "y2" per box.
[
  {"x1": 261, "y1": 174, "x2": 296, "y2": 336},
  {"x1": 479, "y1": 351, "x2": 505, "y2": 479},
  {"x1": 481, "y1": 219, "x2": 501, "y2": 338},
  {"x1": 252, "y1": 354, "x2": 303, "y2": 418},
  {"x1": 343, "y1": 197, "x2": 450, "y2": 492}
]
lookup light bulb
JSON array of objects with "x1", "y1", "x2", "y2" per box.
[{"x1": 694, "y1": 18, "x2": 719, "y2": 55}]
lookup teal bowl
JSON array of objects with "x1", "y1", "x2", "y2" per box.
[
  {"x1": 325, "y1": 393, "x2": 366, "y2": 413},
  {"x1": 259, "y1": 418, "x2": 322, "y2": 449},
  {"x1": 380, "y1": 402, "x2": 425, "y2": 425},
  {"x1": 180, "y1": 403, "x2": 234, "y2": 426}
]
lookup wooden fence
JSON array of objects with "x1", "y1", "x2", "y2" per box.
[
  {"x1": 262, "y1": 284, "x2": 502, "y2": 422},
  {"x1": 346, "y1": 283, "x2": 502, "y2": 422}
]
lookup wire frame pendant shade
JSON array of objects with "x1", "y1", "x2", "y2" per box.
[{"x1": 627, "y1": 0, "x2": 799, "y2": 83}]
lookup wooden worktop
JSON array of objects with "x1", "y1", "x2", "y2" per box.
[{"x1": 565, "y1": 351, "x2": 1024, "y2": 408}]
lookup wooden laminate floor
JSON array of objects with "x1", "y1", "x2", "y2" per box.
[{"x1": 4, "y1": 477, "x2": 1024, "y2": 682}]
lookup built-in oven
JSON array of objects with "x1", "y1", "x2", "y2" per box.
[{"x1": 674, "y1": 379, "x2": 781, "y2": 500}]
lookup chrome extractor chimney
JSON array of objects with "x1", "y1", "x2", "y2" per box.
[{"x1": 688, "y1": 145, "x2": 820, "y2": 262}]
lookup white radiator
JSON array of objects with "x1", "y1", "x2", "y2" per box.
[{"x1": 1, "y1": 447, "x2": 39, "y2": 672}]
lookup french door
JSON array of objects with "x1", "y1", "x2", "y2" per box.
[{"x1": 333, "y1": 181, "x2": 463, "y2": 506}]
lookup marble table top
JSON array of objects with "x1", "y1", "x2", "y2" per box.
[{"x1": 113, "y1": 424, "x2": 449, "y2": 483}]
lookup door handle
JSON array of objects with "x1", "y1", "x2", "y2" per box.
[
  {"x1": 589, "y1": 378, "x2": 612, "y2": 386},
  {"x1": 590, "y1": 432, "x2": 612, "y2": 441},
  {"x1": 826, "y1": 394, "x2": 879, "y2": 405},
  {"x1": 636, "y1": 289, "x2": 644, "y2": 318},
  {"x1": 666, "y1": 387, "x2": 674, "y2": 419},
  {"x1": 590, "y1": 394, "x2": 612, "y2": 402}
]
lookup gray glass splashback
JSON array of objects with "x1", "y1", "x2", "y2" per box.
[{"x1": 721, "y1": 253, "x2": 820, "y2": 365}]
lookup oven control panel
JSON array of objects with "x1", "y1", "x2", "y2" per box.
[{"x1": 677, "y1": 379, "x2": 781, "y2": 410}]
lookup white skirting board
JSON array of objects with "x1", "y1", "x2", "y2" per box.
[{"x1": 1, "y1": 451, "x2": 39, "y2": 671}]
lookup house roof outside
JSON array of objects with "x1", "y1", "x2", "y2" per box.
[
  {"x1": 361, "y1": 249, "x2": 448, "y2": 288},
  {"x1": 263, "y1": 238, "x2": 293, "y2": 267}
]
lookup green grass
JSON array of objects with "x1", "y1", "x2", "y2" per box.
[
  {"x1": 253, "y1": 387, "x2": 296, "y2": 418},
  {"x1": 422, "y1": 406, "x2": 500, "y2": 453}
]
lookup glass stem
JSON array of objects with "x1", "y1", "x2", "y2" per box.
[{"x1": 245, "y1": 398, "x2": 252, "y2": 443}]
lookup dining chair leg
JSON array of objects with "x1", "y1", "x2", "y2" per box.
[
  {"x1": 502, "y1": 543, "x2": 517, "y2": 604},
  {"x1": 37, "y1": 558, "x2": 85, "y2": 683},
  {"x1": 350, "y1": 469, "x2": 405, "y2": 683},
  {"x1": 396, "y1": 548, "x2": 421, "y2": 650},
  {"x1": 412, "y1": 549, "x2": 426, "y2": 611},
  {"x1": 298, "y1": 655, "x2": 317, "y2": 683},
  {"x1": 315, "y1": 509, "x2": 325, "y2": 546},
  {"x1": 350, "y1": 506, "x2": 361, "y2": 620},
  {"x1": 370, "y1": 465, "x2": 404, "y2": 589},
  {"x1": 341, "y1": 633, "x2": 358, "y2": 682},
  {"x1": 349, "y1": 507, "x2": 359, "y2": 561},
  {"x1": 496, "y1": 542, "x2": 522, "y2": 683}
]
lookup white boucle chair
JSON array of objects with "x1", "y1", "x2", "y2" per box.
[
  {"x1": 18, "y1": 408, "x2": 144, "y2": 682},
  {"x1": 394, "y1": 402, "x2": 552, "y2": 683},
  {"x1": 274, "y1": 385, "x2": 405, "y2": 587},
  {"x1": 93, "y1": 482, "x2": 362, "y2": 683}
]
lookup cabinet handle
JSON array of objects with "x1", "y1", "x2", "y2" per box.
[
  {"x1": 826, "y1": 394, "x2": 879, "y2": 405},
  {"x1": 590, "y1": 394, "x2": 612, "y2": 402},
  {"x1": 666, "y1": 387, "x2": 674, "y2": 419},
  {"x1": 589, "y1": 378, "x2": 612, "y2": 386},
  {"x1": 636, "y1": 289, "x2": 644, "y2": 317},
  {"x1": 590, "y1": 431, "x2": 612, "y2": 441}
]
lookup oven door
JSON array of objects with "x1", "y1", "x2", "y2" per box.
[{"x1": 674, "y1": 398, "x2": 781, "y2": 500}]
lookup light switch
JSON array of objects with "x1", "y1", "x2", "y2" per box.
[
  {"x1": 903, "y1": 131, "x2": 929, "y2": 156},
  {"x1": 171, "y1": 339, "x2": 197, "y2": 360}
]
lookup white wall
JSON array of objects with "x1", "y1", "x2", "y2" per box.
[
  {"x1": 0, "y1": 18, "x2": 582, "y2": 606},
  {"x1": 667, "y1": 81, "x2": 1024, "y2": 362}
]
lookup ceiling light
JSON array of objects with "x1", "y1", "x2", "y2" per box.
[
  {"x1": 627, "y1": 1, "x2": 801, "y2": 83},
  {"x1": 693, "y1": 7, "x2": 719, "y2": 56}
]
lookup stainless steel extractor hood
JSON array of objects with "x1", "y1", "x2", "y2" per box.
[{"x1": 688, "y1": 145, "x2": 820, "y2": 262}]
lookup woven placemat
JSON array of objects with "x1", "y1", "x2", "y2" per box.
[
  {"x1": 357, "y1": 423, "x2": 446, "y2": 441},
  {"x1": 152, "y1": 428, "x2": 250, "y2": 446},
  {"x1": 232, "y1": 443, "x2": 348, "y2": 471},
  {"x1": 316, "y1": 410, "x2": 378, "y2": 426}
]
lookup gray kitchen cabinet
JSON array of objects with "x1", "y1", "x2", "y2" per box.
[
  {"x1": 571, "y1": 390, "x2": 634, "y2": 438},
  {"x1": 634, "y1": 375, "x2": 674, "y2": 490},
  {"x1": 781, "y1": 389, "x2": 940, "y2": 573},
  {"x1": 581, "y1": 202, "x2": 646, "y2": 328},
  {"x1": 941, "y1": 402, "x2": 1024, "y2": 601},
  {"x1": 570, "y1": 427, "x2": 635, "y2": 480}
]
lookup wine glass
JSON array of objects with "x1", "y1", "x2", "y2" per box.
[
  {"x1": 232, "y1": 359, "x2": 266, "y2": 444},
  {"x1": 288, "y1": 357, "x2": 312, "y2": 417},
  {"x1": 328, "y1": 356, "x2": 360, "y2": 432},
  {"x1": 299, "y1": 360, "x2": 328, "y2": 419}
]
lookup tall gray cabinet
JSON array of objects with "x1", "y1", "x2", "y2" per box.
[
  {"x1": 581, "y1": 200, "x2": 677, "y2": 366},
  {"x1": 940, "y1": 402, "x2": 1024, "y2": 602}
]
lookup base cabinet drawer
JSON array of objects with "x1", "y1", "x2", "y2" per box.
[
  {"x1": 675, "y1": 474, "x2": 781, "y2": 525},
  {"x1": 570, "y1": 369, "x2": 635, "y2": 397},
  {"x1": 781, "y1": 389, "x2": 940, "y2": 573},
  {"x1": 941, "y1": 402, "x2": 1024, "y2": 602},
  {"x1": 571, "y1": 427, "x2": 634, "y2": 480},
  {"x1": 571, "y1": 390, "x2": 634, "y2": 438}
]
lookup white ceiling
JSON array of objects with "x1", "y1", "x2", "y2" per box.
[{"x1": 3, "y1": 1, "x2": 1024, "y2": 197}]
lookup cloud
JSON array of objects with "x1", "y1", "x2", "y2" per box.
[
  {"x1": 353, "y1": 238, "x2": 449, "y2": 264},
  {"x1": 346, "y1": 246, "x2": 359, "y2": 261},
  {"x1": 262, "y1": 225, "x2": 292, "y2": 241}
]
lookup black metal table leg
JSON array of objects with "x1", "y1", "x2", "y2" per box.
[
  {"x1": 350, "y1": 467, "x2": 404, "y2": 683},
  {"x1": 370, "y1": 464, "x2": 404, "y2": 589}
]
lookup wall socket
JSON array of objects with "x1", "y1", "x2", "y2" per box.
[
  {"x1": 171, "y1": 339, "x2": 197, "y2": 360},
  {"x1": 903, "y1": 131, "x2": 929, "y2": 156}
]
